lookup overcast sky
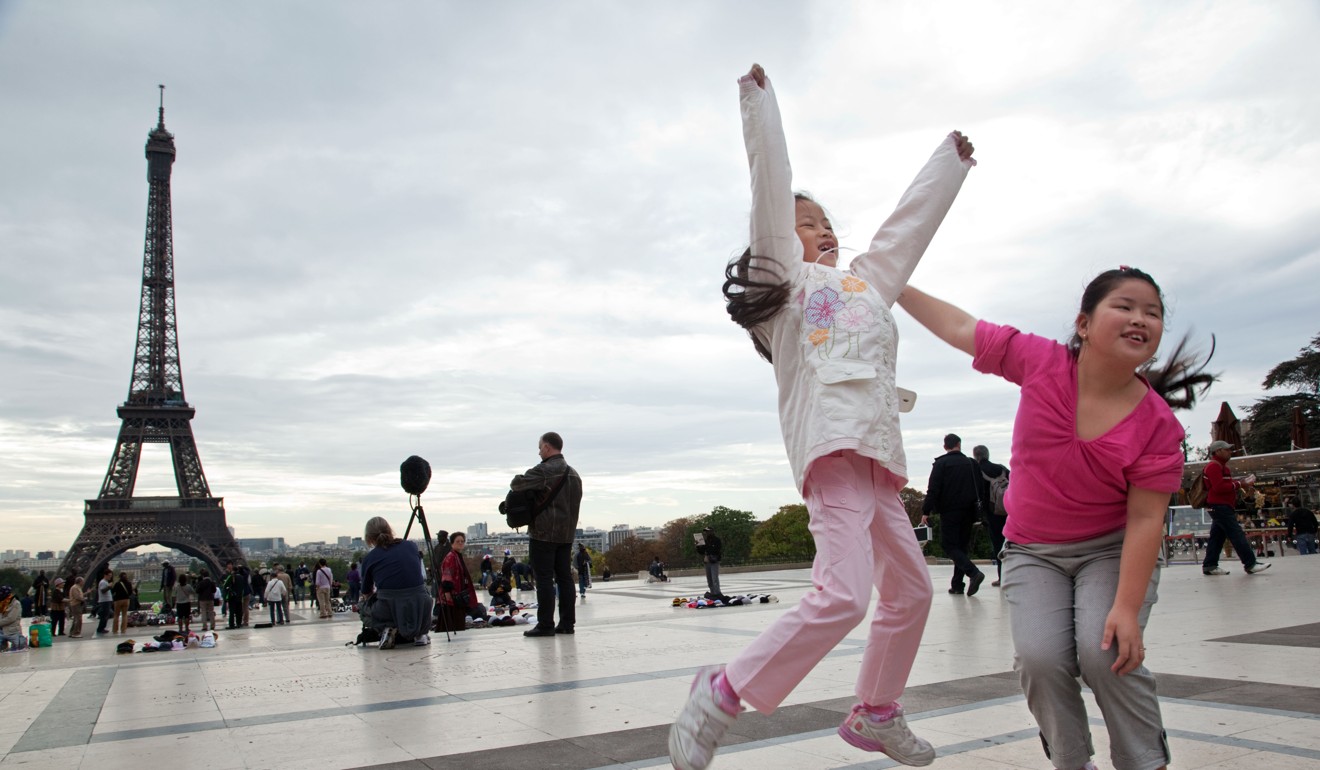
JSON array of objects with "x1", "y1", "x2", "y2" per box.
[{"x1": 2, "y1": 2, "x2": 1317, "y2": 554}]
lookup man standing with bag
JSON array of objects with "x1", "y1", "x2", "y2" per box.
[
  {"x1": 922, "y1": 433, "x2": 987, "y2": 596},
  {"x1": 512, "y1": 432, "x2": 583, "y2": 638}
]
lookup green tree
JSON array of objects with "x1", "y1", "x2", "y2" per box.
[
  {"x1": 604, "y1": 536, "x2": 653, "y2": 573},
  {"x1": 685, "y1": 506, "x2": 758, "y2": 565},
  {"x1": 749, "y1": 504, "x2": 814, "y2": 561},
  {"x1": 0, "y1": 568, "x2": 32, "y2": 599},
  {"x1": 1245, "y1": 333, "x2": 1320, "y2": 454},
  {"x1": 899, "y1": 487, "x2": 926, "y2": 526},
  {"x1": 655, "y1": 517, "x2": 695, "y2": 568}
]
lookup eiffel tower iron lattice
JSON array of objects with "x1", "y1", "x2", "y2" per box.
[{"x1": 60, "y1": 90, "x2": 245, "y2": 584}]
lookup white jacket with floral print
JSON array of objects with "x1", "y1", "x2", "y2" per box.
[{"x1": 739, "y1": 74, "x2": 973, "y2": 491}]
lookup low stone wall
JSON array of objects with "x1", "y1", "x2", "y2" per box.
[{"x1": 607, "y1": 556, "x2": 980, "y2": 581}]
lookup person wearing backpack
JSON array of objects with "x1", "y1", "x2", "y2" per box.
[{"x1": 973, "y1": 445, "x2": 1010, "y2": 587}]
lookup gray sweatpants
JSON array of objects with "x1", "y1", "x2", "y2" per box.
[{"x1": 1002, "y1": 529, "x2": 1170, "y2": 770}]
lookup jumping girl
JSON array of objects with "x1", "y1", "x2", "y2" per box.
[
  {"x1": 668, "y1": 64, "x2": 975, "y2": 769},
  {"x1": 897, "y1": 269, "x2": 1213, "y2": 770}
]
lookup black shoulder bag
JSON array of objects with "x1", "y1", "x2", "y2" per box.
[{"x1": 501, "y1": 468, "x2": 571, "y2": 529}]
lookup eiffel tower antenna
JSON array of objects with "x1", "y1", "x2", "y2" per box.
[{"x1": 59, "y1": 90, "x2": 245, "y2": 584}]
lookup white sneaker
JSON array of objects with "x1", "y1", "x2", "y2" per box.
[
  {"x1": 838, "y1": 703, "x2": 935, "y2": 766},
  {"x1": 413, "y1": 633, "x2": 430, "y2": 646},
  {"x1": 1246, "y1": 562, "x2": 1272, "y2": 574},
  {"x1": 668, "y1": 666, "x2": 739, "y2": 770},
  {"x1": 1203, "y1": 568, "x2": 1229, "y2": 576}
]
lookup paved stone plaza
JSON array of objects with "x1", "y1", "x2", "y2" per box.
[{"x1": 2, "y1": 560, "x2": 1318, "y2": 769}]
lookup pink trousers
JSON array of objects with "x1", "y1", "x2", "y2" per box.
[{"x1": 725, "y1": 450, "x2": 933, "y2": 714}]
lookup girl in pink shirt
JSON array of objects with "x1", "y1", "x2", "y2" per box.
[
  {"x1": 669, "y1": 63, "x2": 976, "y2": 770},
  {"x1": 898, "y1": 268, "x2": 1213, "y2": 770}
]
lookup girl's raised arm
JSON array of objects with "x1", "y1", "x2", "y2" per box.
[
  {"x1": 740, "y1": 64, "x2": 800, "y2": 274},
  {"x1": 850, "y1": 133, "x2": 976, "y2": 306},
  {"x1": 896, "y1": 285, "x2": 977, "y2": 356}
]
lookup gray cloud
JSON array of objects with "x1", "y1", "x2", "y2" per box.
[{"x1": 2, "y1": 1, "x2": 1317, "y2": 552}]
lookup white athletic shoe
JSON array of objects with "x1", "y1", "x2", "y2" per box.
[
  {"x1": 668, "y1": 666, "x2": 739, "y2": 770},
  {"x1": 838, "y1": 703, "x2": 935, "y2": 766}
]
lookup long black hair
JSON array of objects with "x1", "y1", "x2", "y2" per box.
[
  {"x1": 722, "y1": 193, "x2": 819, "y2": 362},
  {"x1": 1069, "y1": 266, "x2": 1216, "y2": 410}
]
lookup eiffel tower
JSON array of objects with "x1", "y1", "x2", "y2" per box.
[{"x1": 60, "y1": 88, "x2": 245, "y2": 583}]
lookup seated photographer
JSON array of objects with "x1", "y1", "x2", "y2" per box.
[
  {"x1": 488, "y1": 572, "x2": 516, "y2": 609},
  {"x1": 439, "y1": 532, "x2": 486, "y2": 629},
  {"x1": 359, "y1": 516, "x2": 434, "y2": 648}
]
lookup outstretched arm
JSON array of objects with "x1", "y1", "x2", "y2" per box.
[
  {"x1": 740, "y1": 63, "x2": 801, "y2": 274},
  {"x1": 850, "y1": 133, "x2": 976, "y2": 305},
  {"x1": 896, "y1": 286, "x2": 977, "y2": 356}
]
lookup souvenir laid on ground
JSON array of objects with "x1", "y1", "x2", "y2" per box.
[
  {"x1": 671, "y1": 594, "x2": 780, "y2": 609},
  {"x1": 126, "y1": 630, "x2": 218, "y2": 653}
]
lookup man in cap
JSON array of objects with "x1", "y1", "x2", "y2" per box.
[
  {"x1": 501, "y1": 549, "x2": 515, "y2": 580},
  {"x1": 696, "y1": 526, "x2": 723, "y2": 597},
  {"x1": 1201, "y1": 440, "x2": 1270, "y2": 575}
]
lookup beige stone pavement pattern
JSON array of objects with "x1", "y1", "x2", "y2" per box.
[{"x1": 2, "y1": 558, "x2": 1319, "y2": 769}]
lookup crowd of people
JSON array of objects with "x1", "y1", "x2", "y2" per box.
[{"x1": 4, "y1": 555, "x2": 362, "y2": 643}]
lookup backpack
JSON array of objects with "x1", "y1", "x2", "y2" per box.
[
  {"x1": 1187, "y1": 471, "x2": 1208, "y2": 508},
  {"x1": 981, "y1": 470, "x2": 1009, "y2": 517},
  {"x1": 500, "y1": 468, "x2": 572, "y2": 529}
]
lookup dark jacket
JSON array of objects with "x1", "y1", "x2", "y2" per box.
[
  {"x1": 1288, "y1": 506, "x2": 1318, "y2": 537},
  {"x1": 923, "y1": 450, "x2": 981, "y2": 515},
  {"x1": 197, "y1": 575, "x2": 216, "y2": 602},
  {"x1": 696, "y1": 533, "x2": 723, "y2": 563},
  {"x1": 513, "y1": 454, "x2": 583, "y2": 544}
]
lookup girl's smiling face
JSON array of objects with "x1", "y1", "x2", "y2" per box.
[
  {"x1": 1076, "y1": 278, "x2": 1165, "y2": 367},
  {"x1": 795, "y1": 198, "x2": 838, "y2": 267}
]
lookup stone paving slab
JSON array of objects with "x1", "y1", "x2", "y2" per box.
[{"x1": 2, "y1": 561, "x2": 1319, "y2": 769}]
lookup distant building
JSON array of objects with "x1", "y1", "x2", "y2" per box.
[
  {"x1": 338, "y1": 536, "x2": 352, "y2": 547},
  {"x1": 607, "y1": 524, "x2": 634, "y2": 549},
  {"x1": 467, "y1": 522, "x2": 489, "y2": 539},
  {"x1": 237, "y1": 537, "x2": 287, "y2": 553},
  {"x1": 577, "y1": 528, "x2": 608, "y2": 554}
]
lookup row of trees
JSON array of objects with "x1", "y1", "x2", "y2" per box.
[{"x1": 595, "y1": 489, "x2": 998, "y2": 575}]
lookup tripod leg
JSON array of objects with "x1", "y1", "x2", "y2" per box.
[{"x1": 411, "y1": 503, "x2": 450, "y2": 642}]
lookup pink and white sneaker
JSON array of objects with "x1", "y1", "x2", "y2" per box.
[
  {"x1": 668, "y1": 666, "x2": 740, "y2": 770},
  {"x1": 838, "y1": 703, "x2": 935, "y2": 766}
]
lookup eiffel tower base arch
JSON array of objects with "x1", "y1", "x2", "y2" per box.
[{"x1": 58, "y1": 498, "x2": 246, "y2": 583}]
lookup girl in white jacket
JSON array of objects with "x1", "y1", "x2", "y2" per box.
[{"x1": 669, "y1": 64, "x2": 975, "y2": 770}]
